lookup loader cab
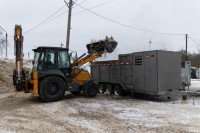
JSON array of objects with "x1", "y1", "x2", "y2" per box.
[{"x1": 32, "y1": 47, "x2": 71, "y2": 80}]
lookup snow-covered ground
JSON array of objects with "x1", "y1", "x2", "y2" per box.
[
  {"x1": 0, "y1": 87, "x2": 200, "y2": 133},
  {"x1": 1, "y1": 58, "x2": 200, "y2": 132}
]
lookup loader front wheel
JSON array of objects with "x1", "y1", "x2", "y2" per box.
[
  {"x1": 39, "y1": 76, "x2": 66, "y2": 102},
  {"x1": 84, "y1": 81, "x2": 97, "y2": 98}
]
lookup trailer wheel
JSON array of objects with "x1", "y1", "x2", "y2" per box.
[
  {"x1": 105, "y1": 84, "x2": 114, "y2": 94},
  {"x1": 39, "y1": 76, "x2": 66, "y2": 102},
  {"x1": 98, "y1": 84, "x2": 105, "y2": 94},
  {"x1": 84, "y1": 81, "x2": 98, "y2": 97},
  {"x1": 114, "y1": 85, "x2": 125, "y2": 96}
]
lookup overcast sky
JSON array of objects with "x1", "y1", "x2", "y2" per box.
[{"x1": 0, "y1": 0, "x2": 200, "y2": 59}]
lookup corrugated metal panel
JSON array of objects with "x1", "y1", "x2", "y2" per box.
[
  {"x1": 91, "y1": 66, "x2": 100, "y2": 83},
  {"x1": 120, "y1": 65, "x2": 132, "y2": 84},
  {"x1": 110, "y1": 65, "x2": 120, "y2": 83},
  {"x1": 119, "y1": 54, "x2": 132, "y2": 63},
  {"x1": 100, "y1": 66, "x2": 110, "y2": 82}
]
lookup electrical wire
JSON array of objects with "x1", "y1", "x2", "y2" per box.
[
  {"x1": 37, "y1": 0, "x2": 115, "y2": 29},
  {"x1": 77, "y1": 0, "x2": 88, "y2": 5},
  {"x1": 19, "y1": 0, "x2": 186, "y2": 37},
  {"x1": 23, "y1": 5, "x2": 66, "y2": 34},
  {"x1": 23, "y1": 0, "x2": 89, "y2": 34},
  {"x1": 73, "y1": 0, "x2": 115, "y2": 15},
  {"x1": 188, "y1": 35, "x2": 200, "y2": 47},
  {"x1": 76, "y1": 3, "x2": 185, "y2": 36},
  {"x1": 0, "y1": 26, "x2": 7, "y2": 34}
]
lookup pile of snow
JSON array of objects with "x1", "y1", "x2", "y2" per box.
[
  {"x1": 0, "y1": 60, "x2": 15, "y2": 93},
  {"x1": 0, "y1": 58, "x2": 32, "y2": 93}
]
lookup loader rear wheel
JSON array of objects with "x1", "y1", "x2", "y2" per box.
[
  {"x1": 114, "y1": 85, "x2": 125, "y2": 96},
  {"x1": 84, "y1": 81, "x2": 98, "y2": 97},
  {"x1": 98, "y1": 84, "x2": 105, "y2": 94},
  {"x1": 39, "y1": 76, "x2": 66, "y2": 102}
]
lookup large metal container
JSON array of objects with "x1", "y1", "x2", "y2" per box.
[
  {"x1": 91, "y1": 50, "x2": 181, "y2": 96},
  {"x1": 131, "y1": 51, "x2": 181, "y2": 95}
]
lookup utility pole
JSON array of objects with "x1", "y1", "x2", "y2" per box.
[
  {"x1": 148, "y1": 40, "x2": 152, "y2": 50},
  {"x1": 64, "y1": 0, "x2": 74, "y2": 49},
  {"x1": 6, "y1": 33, "x2": 7, "y2": 58},
  {"x1": 185, "y1": 34, "x2": 188, "y2": 61},
  {"x1": 0, "y1": 26, "x2": 8, "y2": 58}
]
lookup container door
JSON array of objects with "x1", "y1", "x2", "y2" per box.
[
  {"x1": 144, "y1": 51, "x2": 157, "y2": 93},
  {"x1": 132, "y1": 53, "x2": 145, "y2": 91}
]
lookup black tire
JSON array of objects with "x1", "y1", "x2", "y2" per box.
[
  {"x1": 98, "y1": 83, "x2": 105, "y2": 94},
  {"x1": 114, "y1": 85, "x2": 125, "y2": 96},
  {"x1": 84, "y1": 81, "x2": 98, "y2": 97},
  {"x1": 39, "y1": 76, "x2": 66, "y2": 102},
  {"x1": 105, "y1": 84, "x2": 114, "y2": 94}
]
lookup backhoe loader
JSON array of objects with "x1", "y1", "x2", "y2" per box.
[{"x1": 12, "y1": 25, "x2": 118, "y2": 102}]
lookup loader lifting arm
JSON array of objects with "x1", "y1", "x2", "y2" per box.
[{"x1": 73, "y1": 36, "x2": 118, "y2": 67}]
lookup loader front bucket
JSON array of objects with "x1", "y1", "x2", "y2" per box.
[{"x1": 87, "y1": 36, "x2": 118, "y2": 53}]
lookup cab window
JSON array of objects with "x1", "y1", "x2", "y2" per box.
[
  {"x1": 38, "y1": 52, "x2": 45, "y2": 70},
  {"x1": 32, "y1": 52, "x2": 40, "y2": 71},
  {"x1": 44, "y1": 50, "x2": 56, "y2": 69},
  {"x1": 58, "y1": 51, "x2": 70, "y2": 68}
]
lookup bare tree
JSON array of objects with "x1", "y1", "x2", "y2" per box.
[
  {"x1": 180, "y1": 49, "x2": 200, "y2": 68},
  {"x1": 0, "y1": 30, "x2": 6, "y2": 58}
]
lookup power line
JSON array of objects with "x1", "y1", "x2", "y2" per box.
[
  {"x1": 74, "y1": 0, "x2": 115, "y2": 15},
  {"x1": 23, "y1": 5, "x2": 66, "y2": 34},
  {"x1": 22, "y1": 0, "x2": 185, "y2": 37},
  {"x1": 76, "y1": 0, "x2": 88, "y2": 5},
  {"x1": 48, "y1": 0, "x2": 115, "y2": 21},
  {"x1": 0, "y1": 26, "x2": 7, "y2": 34},
  {"x1": 76, "y1": 3, "x2": 185, "y2": 36},
  {"x1": 188, "y1": 35, "x2": 200, "y2": 47},
  {"x1": 22, "y1": 0, "x2": 89, "y2": 34},
  {"x1": 31, "y1": 0, "x2": 115, "y2": 30}
]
